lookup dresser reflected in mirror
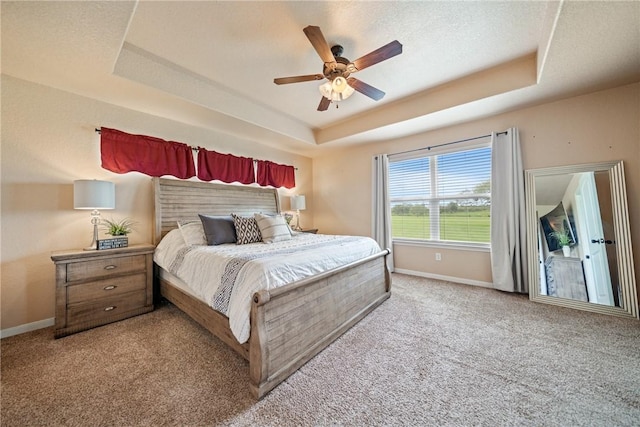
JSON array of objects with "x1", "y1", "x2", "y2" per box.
[{"x1": 525, "y1": 161, "x2": 638, "y2": 319}]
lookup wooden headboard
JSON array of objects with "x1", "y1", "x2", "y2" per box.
[{"x1": 153, "y1": 178, "x2": 280, "y2": 244}]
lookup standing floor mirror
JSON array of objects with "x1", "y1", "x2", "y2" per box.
[{"x1": 525, "y1": 160, "x2": 638, "y2": 319}]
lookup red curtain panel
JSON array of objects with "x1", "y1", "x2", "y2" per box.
[
  {"x1": 100, "y1": 128, "x2": 196, "y2": 179},
  {"x1": 197, "y1": 148, "x2": 255, "y2": 184},
  {"x1": 256, "y1": 160, "x2": 296, "y2": 189}
]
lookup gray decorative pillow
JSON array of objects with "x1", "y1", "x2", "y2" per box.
[
  {"x1": 231, "y1": 213, "x2": 262, "y2": 245},
  {"x1": 254, "y1": 213, "x2": 291, "y2": 243},
  {"x1": 198, "y1": 214, "x2": 237, "y2": 245}
]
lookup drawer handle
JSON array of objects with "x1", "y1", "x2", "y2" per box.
[
  {"x1": 103, "y1": 285, "x2": 117, "y2": 291},
  {"x1": 104, "y1": 306, "x2": 116, "y2": 312},
  {"x1": 104, "y1": 265, "x2": 117, "y2": 270}
]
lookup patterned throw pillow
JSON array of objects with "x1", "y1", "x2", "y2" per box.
[
  {"x1": 231, "y1": 214, "x2": 262, "y2": 245},
  {"x1": 254, "y1": 213, "x2": 292, "y2": 243}
]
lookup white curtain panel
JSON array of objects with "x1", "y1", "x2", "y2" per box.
[
  {"x1": 372, "y1": 154, "x2": 394, "y2": 272},
  {"x1": 490, "y1": 128, "x2": 528, "y2": 293}
]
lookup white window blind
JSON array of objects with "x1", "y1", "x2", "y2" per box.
[{"x1": 389, "y1": 143, "x2": 491, "y2": 245}]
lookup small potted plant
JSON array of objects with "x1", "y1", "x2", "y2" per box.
[
  {"x1": 284, "y1": 213, "x2": 293, "y2": 225},
  {"x1": 549, "y1": 228, "x2": 572, "y2": 257},
  {"x1": 100, "y1": 217, "x2": 135, "y2": 248}
]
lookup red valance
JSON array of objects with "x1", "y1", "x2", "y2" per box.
[
  {"x1": 197, "y1": 148, "x2": 255, "y2": 184},
  {"x1": 256, "y1": 160, "x2": 296, "y2": 189},
  {"x1": 100, "y1": 128, "x2": 195, "y2": 179}
]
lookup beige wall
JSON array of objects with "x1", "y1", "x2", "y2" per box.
[
  {"x1": 313, "y1": 83, "x2": 640, "y2": 287},
  {"x1": 2, "y1": 75, "x2": 639, "y2": 333},
  {"x1": 0, "y1": 75, "x2": 313, "y2": 332}
]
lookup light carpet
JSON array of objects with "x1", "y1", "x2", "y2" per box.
[{"x1": 2, "y1": 273, "x2": 639, "y2": 426}]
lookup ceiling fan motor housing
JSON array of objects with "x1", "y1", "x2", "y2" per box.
[{"x1": 323, "y1": 45, "x2": 352, "y2": 81}]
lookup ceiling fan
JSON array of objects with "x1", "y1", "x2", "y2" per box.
[{"x1": 274, "y1": 25, "x2": 403, "y2": 111}]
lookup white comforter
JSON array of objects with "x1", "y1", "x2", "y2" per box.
[{"x1": 154, "y1": 230, "x2": 383, "y2": 344}]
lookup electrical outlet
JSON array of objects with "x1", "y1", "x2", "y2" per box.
[{"x1": 435, "y1": 253, "x2": 442, "y2": 261}]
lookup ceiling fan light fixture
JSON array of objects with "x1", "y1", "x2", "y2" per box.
[
  {"x1": 319, "y1": 81, "x2": 334, "y2": 100},
  {"x1": 342, "y1": 84, "x2": 355, "y2": 99},
  {"x1": 332, "y1": 76, "x2": 348, "y2": 93},
  {"x1": 319, "y1": 80, "x2": 355, "y2": 101}
]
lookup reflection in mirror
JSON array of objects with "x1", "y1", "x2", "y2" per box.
[{"x1": 525, "y1": 161, "x2": 638, "y2": 319}]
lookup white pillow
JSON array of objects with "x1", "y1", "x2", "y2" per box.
[
  {"x1": 177, "y1": 220, "x2": 207, "y2": 246},
  {"x1": 254, "y1": 213, "x2": 292, "y2": 243},
  {"x1": 154, "y1": 228, "x2": 187, "y2": 268}
]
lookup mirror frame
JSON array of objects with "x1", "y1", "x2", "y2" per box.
[{"x1": 525, "y1": 160, "x2": 638, "y2": 319}]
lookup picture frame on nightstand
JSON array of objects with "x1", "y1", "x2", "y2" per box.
[{"x1": 96, "y1": 236, "x2": 128, "y2": 250}]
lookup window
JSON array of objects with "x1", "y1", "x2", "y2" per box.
[{"x1": 388, "y1": 142, "x2": 491, "y2": 246}]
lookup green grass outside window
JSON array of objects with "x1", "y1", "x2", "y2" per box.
[{"x1": 391, "y1": 209, "x2": 490, "y2": 243}]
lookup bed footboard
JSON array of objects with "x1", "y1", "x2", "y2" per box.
[{"x1": 248, "y1": 249, "x2": 391, "y2": 399}]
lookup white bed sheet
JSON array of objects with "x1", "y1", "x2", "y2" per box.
[{"x1": 154, "y1": 229, "x2": 383, "y2": 344}]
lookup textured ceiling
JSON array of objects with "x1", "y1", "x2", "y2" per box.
[{"x1": 2, "y1": 1, "x2": 639, "y2": 155}]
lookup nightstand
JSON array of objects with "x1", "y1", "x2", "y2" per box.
[
  {"x1": 300, "y1": 228, "x2": 318, "y2": 234},
  {"x1": 51, "y1": 243, "x2": 155, "y2": 338}
]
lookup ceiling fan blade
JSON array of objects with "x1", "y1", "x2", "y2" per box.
[
  {"x1": 274, "y1": 74, "x2": 325, "y2": 85},
  {"x1": 317, "y1": 96, "x2": 331, "y2": 111},
  {"x1": 351, "y1": 40, "x2": 403, "y2": 72},
  {"x1": 347, "y1": 77, "x2": 385, "y2": 101},
  {"x1": 303, "y1": 25, "x2": 337, "y2": 66}
]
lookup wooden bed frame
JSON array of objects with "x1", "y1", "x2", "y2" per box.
[{"x1": 152, "y1": 178, "x2": 391, "y2": 399}]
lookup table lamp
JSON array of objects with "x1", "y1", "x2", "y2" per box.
[
  {"x1": 290, "y1": 195, "x2": 306, "y2": 231},
  {"x1": 74, "y1": 180, "x2": 115, "y2": 250}
]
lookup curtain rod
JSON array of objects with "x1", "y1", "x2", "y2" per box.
[
  {"x1": 95, "y1": 128, "x2": 298, "y2": 170},
  {"x1": 388, "y1": 131, "x2": 507, "y2": 157}
]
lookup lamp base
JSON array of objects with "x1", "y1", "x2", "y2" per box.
[
  {"x1": 293, "y1": 209, "x2": 302, "y2": 231},
  {"x1": 83, "y1": 216, "x2": 99, "y2": 251},
  {"x1": 83, "y1": 240, "x2": 98, "y2": 251}
]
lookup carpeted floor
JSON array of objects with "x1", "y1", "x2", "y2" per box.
[{"x1": 2, "y1": 273, "x2": 639, "y2": 426}]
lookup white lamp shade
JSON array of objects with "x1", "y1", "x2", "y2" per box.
[
  {"x1": 290, "y1": 195, "x2": 306, "y2": 211},
  {"x1": 73, "y1": 180, "x2": 115, "y2": 210}
]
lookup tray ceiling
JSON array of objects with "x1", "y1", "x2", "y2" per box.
[{"x1": 2, "y1": 1, "x2": 639, "y2": 155}]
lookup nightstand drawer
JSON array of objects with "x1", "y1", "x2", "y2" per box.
[
  {"x1": 67, "y1": 255, "x2": 146, "y2": 282},
  {"x1": 67, "y1": 273, "x2": 147, "y2": 304},
  {"x1": 67, "y1": 290, "x2": 147, "y2": 327}
]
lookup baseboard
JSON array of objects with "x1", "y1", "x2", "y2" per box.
[
  {"x1": 393, "y1": 268, "x2": 494, "y2": 289},
  {"x1": 1, "y1": 318, "x2": 55, "y2": 339}
]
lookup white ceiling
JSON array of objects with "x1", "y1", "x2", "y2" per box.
[{"x1": 2, "y1": 1, "x2": 639, "y2": 156}]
